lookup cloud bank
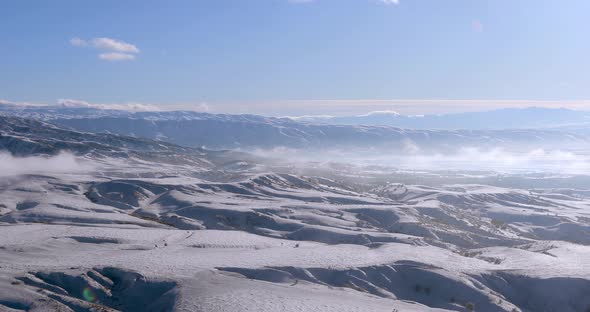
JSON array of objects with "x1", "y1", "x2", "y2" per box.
[
  {"x1": 0, "y1": 152, "x2": 94, "y2": 176},
  {"x1": 57, "y1": 99, "x2": 161, "y2": 112},
  {"x1": 250, "y1": 146, "x2": 590, "y2": 174},
  {"x1": 0, "y1": 99, "x2": 45, "y2": 107}
]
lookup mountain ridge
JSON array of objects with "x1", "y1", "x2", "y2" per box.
[{"x1": 1, "y1": 104, "x2": 587, "y2": 151}]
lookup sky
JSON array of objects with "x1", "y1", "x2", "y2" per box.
[{"x1": 1, "y1": 0, "x2": 590, "y2": 116}]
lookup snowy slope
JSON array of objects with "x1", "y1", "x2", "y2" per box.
[{"x1": 1, "y1": 118, "x2": 590, "y2": 311}]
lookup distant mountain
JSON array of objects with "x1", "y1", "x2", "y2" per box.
[
  {"x1": 1, "y1": 104, "x2": 588, "y2": 151},
  {"x1": 0, "y1": 115, "x2": 252, "y2": 168},
  {"x1": 293, "y1": 107, "x2": 590, "y2": 129}
]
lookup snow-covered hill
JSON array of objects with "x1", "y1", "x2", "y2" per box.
[
  {"x1": 1, "y1": 118, "x2": 590, "y2": 311},
  {"x1": 0, "y1": 115, "x2": 260, "y2": 171}
]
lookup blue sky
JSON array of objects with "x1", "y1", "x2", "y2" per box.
[{"x1": 1, "y1": 0, "x2": 590, "y2": 116}]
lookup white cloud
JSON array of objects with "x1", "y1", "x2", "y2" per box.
[
  {"x1": 0, "y1": 152, "x2": 93, "y2": 176},
  {"x1": 71, "y1": 37, "x2": 139, "y2": 61},
  {"x1": 357, "y1": 110, "x2": 400, "y2": 117},
  {"x1": 195, "y1": 102, "x2": 211, "y2": 112},
  {"x1": 98, "y1": 52, "x2": 136, "y2": 61},
  {"x1": 283, "y1": 114, "x2": 334, "y2": 121},
  {"x1": 2, "y1": 98, "x2": 215, "y2": 113},
  {"x1": 249, "y1": 146, "x2": 590, "y2": 174},
  {"x1": 0, "y1": 99, "x2": 23, "y2": 106},
  {"x1": 91, "y1": 37, "x2": 140, "y2": 53},
  {"x1": 390, "y1": 147, "x2": 590, "y2": 173},
  {"x1": 0, "y1": 99, "x2": 44, "y2": 107},
  {"x1": 57, "y1": 99, "x2": 161, "y2": 112}
]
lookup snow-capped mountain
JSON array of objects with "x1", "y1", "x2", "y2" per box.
[
  {"x1": 1, "y1": 104, "x2": 588, "y2": 151},
  {"x1": 292, "y1": 107, "x2": 590, "y2": 129}
]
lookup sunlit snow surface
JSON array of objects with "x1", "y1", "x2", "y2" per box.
[{"x1": 2, "y1": 153, "x2": 590, "y2": 312}]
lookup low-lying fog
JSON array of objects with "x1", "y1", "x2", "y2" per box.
[
  {"x1": 4, "y1": 143, "x2": 590, "y2": 191},
  {"x1": 0, "y1": 152, "x2": 93, "y2": 176},
  {"x1": 253, "y1": 144, "x2": 590, "y2": 175}
]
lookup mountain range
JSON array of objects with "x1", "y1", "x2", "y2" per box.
[{"x1": 1, "y1": 104, "x2": 588, "y2": 151}]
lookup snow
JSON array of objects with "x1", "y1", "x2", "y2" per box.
[
  {"x1": 2, "y1": 115, "x2": 590, "y2": 311},
  {"x1": 2, "y1": 164, "x2": 590, "y2": 311}
]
